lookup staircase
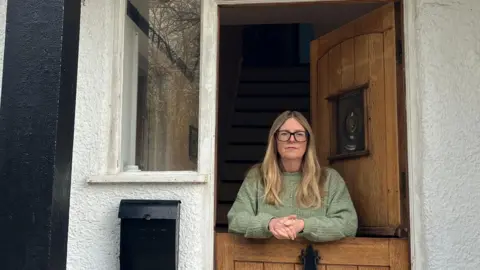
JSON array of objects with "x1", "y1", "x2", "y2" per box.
[{"x1": 216, "y1": 65, "x2": 310, "y2": 228}]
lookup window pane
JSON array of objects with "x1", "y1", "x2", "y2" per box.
[{"x1": 126, "y1": 0, "x2": 200, "y2": 171}]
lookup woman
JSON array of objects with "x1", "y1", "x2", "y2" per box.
[{"x1": 227, "y1": 111, "x2": 358, "y2": 242}]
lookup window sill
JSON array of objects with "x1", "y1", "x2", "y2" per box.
[{"x1": 87, "y1": 171, "x2": 208, "y2": 184}]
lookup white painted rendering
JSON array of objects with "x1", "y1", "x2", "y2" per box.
[
  {"x1": 0, "y1": 0, "x2": 7, "y2": 100},
  {"x1": 65, "y1": 1, "x2": 480, "y2": 270},
  {"x1": 121, "y1": 16, "x2": 139, "y2": 172},
  {"x1": 404, "y1": 0, "x2": 480, "y2": 269},
  {"x1": 68, "y1": 0, "x2": 216, "y2": 269}
]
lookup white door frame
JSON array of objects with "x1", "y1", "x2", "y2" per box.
[{"x1": 203, "y1": 0, "x2": 424, "y2": 269}]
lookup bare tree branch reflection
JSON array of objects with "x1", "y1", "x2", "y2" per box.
[
  {"x1": 134, "y1": 0, "x2": 201, "y2": 171},
  {"x1": 149, "y1": 0, "x2": 201, "y2": 83}
]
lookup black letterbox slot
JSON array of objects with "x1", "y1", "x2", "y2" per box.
[{"x1": 118, "y1": 199, "x2": 181, "y2": 270}]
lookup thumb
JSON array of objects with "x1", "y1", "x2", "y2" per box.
[
  {"x1": 283, "y1": 219, "x2": 295, "y2": 226},
  {"x1": 280, "y1": 215, "x2": 297, "y2": 223}
]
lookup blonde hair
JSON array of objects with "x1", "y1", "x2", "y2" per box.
[{"x1": 257, "y1": 110, "x2": 324, "y2": 209}]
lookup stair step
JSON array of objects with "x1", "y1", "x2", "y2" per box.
[
  {"x1": 232, "y1": 112, "x2": 280, "y2": 127},
  {"x1": 228, "y1": 127, "x2": 269, "y2": 144},
  {"x1": 218, "y1": 66, "x2": 311, "y2": 218},
  {"x1": 232, "y1": 112, "x2": 310, "y2": 127},
  {"x1": 219, "y1": 162, "x2": 257, "y2": 182},
  {"x1": 216, "y1": 203, "x2": 231, "y2": 225},
  {"x1": 237, "y1": 82, "x2": 309, "y2": 97},
  {"x1": 217, "y1": 182, "x2": 242, "y2": 202},
  {"x1": 225, "y1": 145, "x2": 267, "y2": 162},
  {"x1": 240, "y1": 66, "x2": 309, "y2": 82},
  {"x1": 235, "y1": 96, "x2": 309, "y2": 111}
]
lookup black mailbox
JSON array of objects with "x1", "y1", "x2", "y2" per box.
[{"x1": 118, "y1": 199, "x2": 181, "y2": 270}]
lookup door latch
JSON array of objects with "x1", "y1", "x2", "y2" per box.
[{"x1": 300, "y1": 244, "x2": 320, "y2": 270}]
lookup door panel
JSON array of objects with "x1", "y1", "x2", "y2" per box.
[
  {"x1": 264, "y1": 263, "x2": 296, "y2": 270},
  {"x1": 215, "y1": 233, "x2": 408, "y2": 270},
  {"x1": 327, "y1": 266, "x2": 357, "y2": 270},
  {"x1": 310, "y1": 3, "x2": 403, "y2": 236},
  {"x1": 235, "y1": 262, "x2": 264, "y2": 270}
]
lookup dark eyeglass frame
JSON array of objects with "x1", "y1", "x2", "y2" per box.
[{"x1": 275, "y1": 130, "x2": 309, "y2": 142}]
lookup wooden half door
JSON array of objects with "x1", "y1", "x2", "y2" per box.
[
  {"x1": 310, "y1": 3, "x2": 406, "y2": 237},
  {"x1": 216, "y1": 233, "x2": 409, "y2": 270}
]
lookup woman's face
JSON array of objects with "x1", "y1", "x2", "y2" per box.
[{"x1": 275, "y1": 118, "x2": 308, "y2": 161}]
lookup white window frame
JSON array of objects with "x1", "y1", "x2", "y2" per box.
[{"x1": 88, "y1": 0, "x2": 217, "y2": 184}]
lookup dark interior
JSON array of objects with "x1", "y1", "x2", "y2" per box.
[{"x1": 215, "y1": 3, "x2": 383, "y2": 230}]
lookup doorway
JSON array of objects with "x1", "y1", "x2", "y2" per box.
[{"x1": 215, "y1": 2, "x2": 409, "y2": 269}]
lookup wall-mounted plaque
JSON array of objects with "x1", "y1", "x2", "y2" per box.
[{"x1": 326, "y1": 83, "x2": 370, "y2": 162}]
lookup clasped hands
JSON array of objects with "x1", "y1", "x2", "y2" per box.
[{"x1": 268, "y1": 215, "x2": 304, "y2": 240}]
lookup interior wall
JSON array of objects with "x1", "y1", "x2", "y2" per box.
[
  {"x1": 217, "y1": 25, "x2": 243, "y2": 172},
  {"x1": 219, "y1": 3, "x2": 382, "y2": 28}
]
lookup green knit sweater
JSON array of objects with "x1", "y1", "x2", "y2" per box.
[{"x1": 227, "y1": 167, "x2": 358, "y2": 242}]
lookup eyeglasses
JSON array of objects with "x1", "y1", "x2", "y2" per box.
[{"x1": 276, "y1": 130, "x2": 308, "y2": 142}]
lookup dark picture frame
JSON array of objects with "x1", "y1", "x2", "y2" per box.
[{"x1": 326, "y1": 83, "x2": 370, "y2": 162}]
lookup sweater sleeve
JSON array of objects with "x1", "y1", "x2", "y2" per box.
[
  {"x1": 227, "y1": 168, "x2": 274, "y2": 238},
  {"x1": 299, "y1": 169, "x2": 358, "y2": 242}
]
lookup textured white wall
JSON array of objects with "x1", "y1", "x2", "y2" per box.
[
  {"x1": 409, "y1": 0, "x2": 480, "y2": 269},
  {"x1": 68, "y1": 0, "x2": 208, "y2": 269},
  {"x1": 67, "y1": 0, "x2": 480, "y2": 270},
  {"x1": 0, "y1": 0, "x2": 7, "y2": 100}
]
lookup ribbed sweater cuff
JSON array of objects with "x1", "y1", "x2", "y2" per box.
[
  {"x1": 301, "y1": 217, "x2": 318, "y2": 236},
  {"x1": 251, "y1": 213, "x2": 274, "y2": 237}
]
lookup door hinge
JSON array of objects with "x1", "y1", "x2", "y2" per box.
[
  {"x1": 395, "y1": 226, "x2": 409, "y2": 238},
  {"x1": 397, "y1": 171, "x2": 409, "y2": 239},
  {"x1": 396, "y1": 39, "x2": 403, "y2": 65}
]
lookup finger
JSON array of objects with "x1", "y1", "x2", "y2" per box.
[
  {"x1": 271, "y1": 226, "x2": 287, "y2": 239},
  {"x1": 270, "y1": 228, "x2": 280, "y2": 239},
  {"x1": 279, "y1": 226, "x2": 295, "y2": 240},
  {"x1": 274, "y1": 222, "x2": 297, "y2": 240},
  {"x1": 276, "y1": 228, "x2": 290, "y2": 239},
  {"x1": 285, "y1": 226, "x2": 296, "y2": 240},
  {"x1": 280, "y1": 215, "x2": 297, "y2": 223},
  {"x1": 274, "y1": 222, "x2": 294, "y2": 234},
  {"x1": 272, "y1": 230, "x2": 284, "y2": 240},
  {"x1": 274, "y1": 220, "x2": 289, "y2": 229},
  {"x1": 275, "y1": 221, "x2": 295, "y2": 237}
]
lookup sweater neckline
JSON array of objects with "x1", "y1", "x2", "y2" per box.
[{"x1": 282, "y1": 171, "x2": 302, "y2": 177}]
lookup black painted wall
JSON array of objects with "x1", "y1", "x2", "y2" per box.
[{"x1": 0, "y1": 0, "x2": 81, "y2": 269}]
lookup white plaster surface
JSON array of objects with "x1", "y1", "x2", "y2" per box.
[
  {"x1": 411, "y1": 0, "x2": 480, "y2": 269},
  {"x1": 0, "y1": 0, "x2": 7, "y2": 100},
  {"x1": 68, "y1": 0, "x2": 208, "y2": 269},
  {"x1": 67, "y1": 0, "x2": 480, "y2": 270}
]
